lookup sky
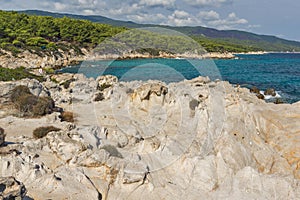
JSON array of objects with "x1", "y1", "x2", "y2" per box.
[{"x1": 1, "y1": 0, "x2": 300, "y2": 41}]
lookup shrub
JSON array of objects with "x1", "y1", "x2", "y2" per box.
[
  {"x1": 60, "y1": 78, "x2": 75, "y2": 89},
  {"x1": 98, "y1": 83, "x2": 112, "y2": 91},
  {"x1": 10, "y1": 85, "x2": 55, "y2": 117},
  {"x1": 32, "y1": 96, "x2": 55, "y2": 116},
  {"x1": 10, "y1": 85, "x2": 32, "y2": 103},
  {"x1": 44, "y1": 67, "x2": 55, "y2": 74},
  {"x1": 15, "y1": 93, "x2": 38, "y2": 114},
  {"x1": 33, "y1": 126, "x2": 61, "y2": 139},
  {"x1": 0, "y1": 67, "x2": 43, "y2": 82},
  {"x1": 60, "y1": 111, "x2": 74, "y2": 122},
  {"x1": 94, "y1": 92, "x2": 104, "y2": 101},
  {"x1": 26, "y1": 37, "x2": 49, "y2": 46}
]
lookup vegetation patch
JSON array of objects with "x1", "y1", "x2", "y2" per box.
[
  {"x1": 32, "y1": 96, "x2": 55, "y2": 116},
  {"x1": 10, "y1": 85, "x2": 32, "y2": 103},
  {"x1": 60, "y1": 78, "x2": 75, "y2": 89},
  {"x1": 33, "y1": 126, "x2": 61, "y2": 139},
  {"x1": 59, "y1": 111, "x2": 75, "y2": 122},
  {"x1": 10, "y1": 85, "x2": 55, "y2": 117},
  {"x1": 98, "y1": 83, "x2": 112, "y2": 91},
  {"x1": 0, "y1": 11, "x2": 126, "y2": 54},
  {"x1": 94, "y1": 92, "x2": 105, "y2": 101},
  {"x1": 0, "y1": 67, "x2": 43, "y2": 82}
]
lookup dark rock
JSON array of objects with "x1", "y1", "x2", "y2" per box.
[
  {"x1": 250, "y1": 86, "x2": 260, "y2": 94},
  {"x1": 264, "y1": 88, "x2": 276, "y2": 96},
  {"x1": 274, "y1": 98, "x2": 284, "y2": 104},
  {"x1": 0, "y1": 177, "x2": 27, "y2": 199},
  {"x1": 189, "y1": 99, "x2": 200, "y2": 111},
  {"x1": 0, "y1": 127, "x2": 5, "y2": 147},
  {"x1": 94, "y1": 92, "x2": 105, "y2": 102},
  {"x1": 256, "y1": 93, "x2": 265, "y2": 100}
]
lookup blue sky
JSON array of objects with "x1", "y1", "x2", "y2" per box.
[{"x1": 1, "y1": 0, "x2": 300, "y2": 41}]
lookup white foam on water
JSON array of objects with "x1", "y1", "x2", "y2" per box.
[{"x1": 260, "y1": 91, "x2": 281, "y2": 100}]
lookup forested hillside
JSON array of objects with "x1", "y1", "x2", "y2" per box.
[
  {"x1": 2, "y1": 10, "x2": 300, "y2": 56},
  {"x1": 21, "y1": 10, "x2": 300, "y2": 52},
  {"x1": 0, "y1": 11, "x2": 125, "y2": 55}
]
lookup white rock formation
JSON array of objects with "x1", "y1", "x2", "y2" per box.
[{"x1": 0, "y1": 75, "x2": 299, "y2": 199}]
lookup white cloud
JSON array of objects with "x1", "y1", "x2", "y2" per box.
[
  {"x1": 127, "y1": 13, "x2": 167, "y2": 24},
  {"x1": 184, "y1": 0, "x2": 233, "y2": 7},
  {"x1": 199, "y1": 11, "x2": 248, "y2": 29},
  {"x1": 198, "y1": 10, "x2": 219, "y2": 21},
  {"x1": 108, "y1": 3, "x2": 142, "y2": 16},
  {"x1": 166, "y1": 10, "x2": 201, "y2": 26},
  {"x1": 54, "y1": 2, "x2": 67, "y2": 11},
  {"x1": 139, "y1": 0, "x2": 175, "y2": 7},
  {"x1": 173, "y1": 10, "x2": 190, "y2": 19}
]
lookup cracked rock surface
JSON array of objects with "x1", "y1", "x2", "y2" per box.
[{"x1": 0, "y1": 75, "x2": 300, "y2": 199}]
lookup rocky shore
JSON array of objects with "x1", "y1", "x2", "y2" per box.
[
  {"x1": 0, "y1": 48, "x2": 235, "y2": 70},
  {"x1": 0, "y1": 74, "x2": 300, "y2": 199},
  {"x1": 0, "y1": 48, "x2": 87, "y2": 69}
]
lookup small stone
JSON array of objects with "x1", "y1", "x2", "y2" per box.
[
  {"x1": 264, "y1": 88, "x2": 276, "y2": 96},
  {"x1": 250, "y1": 86, "x2": 260, "y2": 94},
  {"x1": 256, "y1": 93, "x2": 265, "y2": 99}
]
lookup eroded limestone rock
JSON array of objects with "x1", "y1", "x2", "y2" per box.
[{"x1": 0, "y1": 75, "x2": 300, "y2": 199}]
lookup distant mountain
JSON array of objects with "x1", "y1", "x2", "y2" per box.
[{"x1": 20, "y1": 10, "x2": 300, "y2": 52}]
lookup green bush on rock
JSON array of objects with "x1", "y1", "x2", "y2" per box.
[{"x1": 0, "y1": 67, "x2": 43, "y2": 82}]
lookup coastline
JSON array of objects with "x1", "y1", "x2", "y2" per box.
[
  {"x1": 7, "y1": 48, "x2": 298, "y2": 71},
  {"x1": 0, "y1": 48, "x2": 237, "y2": 70}
]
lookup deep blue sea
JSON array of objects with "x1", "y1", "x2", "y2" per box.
[{"x1": 59, "y1": 53, "x2": 300, "y2": 103}]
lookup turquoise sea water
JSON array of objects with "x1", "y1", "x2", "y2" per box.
[{"x1": 59, "y1": 53, "x2": 300, "y2": 103}]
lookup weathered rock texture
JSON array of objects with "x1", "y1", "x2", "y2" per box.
[
  {"x1": 0, "y1": 48, "x2": 85, "y2": 69},
  {"x1": 0, "y1": 177, "x2": 26, "y2": 199},
  {"x1": 0, "y1": 48, "x2": 234, "y2": 70},
  {"x1": 0, "y1": 75, "x2": 299, "y2": 199}
]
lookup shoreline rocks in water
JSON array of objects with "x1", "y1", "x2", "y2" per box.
[
  {"x1": 250, "y1": 86, "x2": 284, "y2": 103},
  {"x1": 264, "y1": 88, "x2": 276, "y2": 96},
  {"x1": 0, "y1": 75, "x2": 299, "y2": 199}
]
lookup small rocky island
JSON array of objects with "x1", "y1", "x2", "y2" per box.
[{"x1": 0, "y1": 73, "x2": 299, "y2": 199}]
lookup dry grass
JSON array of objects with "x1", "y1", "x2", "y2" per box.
[
  {"x1": 33, "y1": 126, "x2": 61, "y2": 139},
  {"x1": 60, "y1": 111, "x2": 75, "y2": 122},
  {"x1": 10, "y1": 85, "x2": 55, "y2": 117}
]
